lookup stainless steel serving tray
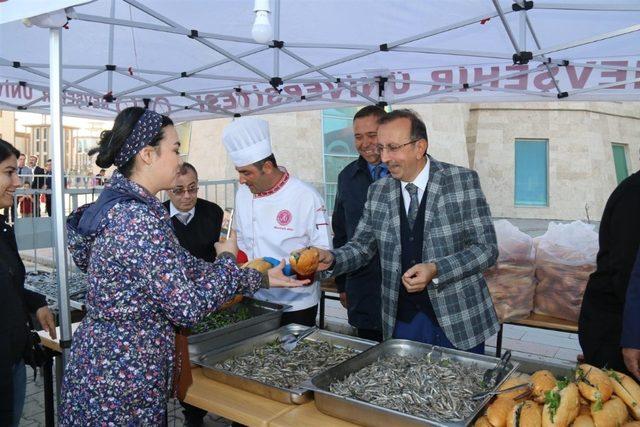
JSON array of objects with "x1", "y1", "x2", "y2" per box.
[
  {"x1": 307, "y1": 339, "x2": 519, "y2": 427},
  {"x1": 195, "y1": 324, "x2": 376, "y2": 404},
  {"x1": 188, "y1": 297, "x2": 288, "y2": 358}
]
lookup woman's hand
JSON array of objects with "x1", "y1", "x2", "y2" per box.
[
  {"x1": 267, "y1": 260, "x2": 311, "y2": 288},
  {"x1": 36, "y1": 306, "x2": 57, "y2": 340},
  {"x1": 215, "y1": 229, "x2": 239, "y2": 257}
]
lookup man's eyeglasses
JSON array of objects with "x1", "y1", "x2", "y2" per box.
[
  {"x1": 171, "y1": 186, "x2": 198, "y2": 196},
  {"x1": 374, "y1": 138, "x2": 420, "y2": 154}
]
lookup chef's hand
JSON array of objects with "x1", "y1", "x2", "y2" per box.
[
  {"x1": 402, "y1": 263, "x2": 437, "y2": 293},
  {"x1": 36, "y1": 306, "x2": 57, "y2": 340},
  {"x1": 622, "y1": 347, "x2": 640, "y2": 380},
  {"x1": 339, "y1": 292, "x2": 348, "y2": 309},
  {"x1": 215, "y1": 229, "x2": 238, "y2": 257},
  {"x1": 267, "y1": 260, "x2": 311, "y2": 287}
]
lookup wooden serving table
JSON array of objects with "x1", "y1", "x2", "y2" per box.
[
  {"x1": 494, "y1": 312, "x2": 579, "y2": 357},
  {"x1": 269, "y1": 402, "x2": 360, "y2": 427},
  {"x1": 184, "y1": 368, "x2": 295, "y2": 427},
  {"x1": 38, "y1": 325, "x2": 361, "y2": 426}
]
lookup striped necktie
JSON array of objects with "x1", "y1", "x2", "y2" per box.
[{"x1": 405, "y1": 183, "x2": 419, "y2": 229}]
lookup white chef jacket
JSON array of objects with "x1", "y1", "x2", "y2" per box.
[{"x1": 235, "y1": 173, "x2": 332, "y2": 311}]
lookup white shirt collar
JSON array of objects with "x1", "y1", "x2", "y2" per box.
[
  {"x1": 169, "y1": 202, "x2": 196, "y2": 224},
  {"x1": 400, "y1": 158, "x2": 430, "y2": 192}
]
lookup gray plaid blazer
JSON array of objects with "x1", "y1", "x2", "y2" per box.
[{"x1": 331, "y1": 157, "x2": 499, "y2": 350}]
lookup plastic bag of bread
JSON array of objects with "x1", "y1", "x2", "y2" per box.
[
  {"x1": 533, "y1": 221, "x2": 598, "y2": 322},
  {"x1": 484, "y1": 220, "x2": 536, "y2": 322}
]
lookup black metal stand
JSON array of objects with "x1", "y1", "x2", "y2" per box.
[
  {"x1": 318, "y1": 290, "x2": 340, "y2": 329},
  {"x1": 42, "y1": 348, "x2": 57, "y2": 427}
]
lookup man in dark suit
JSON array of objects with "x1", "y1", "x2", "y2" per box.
[
  {"x1": 579, "y1": 167, "x2": 640, "y2": 374},
  {"x1": 315, "y1": 109, "x2": 499, "y2": 353},
  {"x1": 29, "y1": 156, "x2": 45, "y2": 217},
  {"x1": 43, "y1": 159, "x2": 52, "y2": 217},
  {"x1": 163, "y1": 162, "x2": 223, "y2": 426},
  {"x1": 622, "y1": 248, "x2": 640, "y2": 379},
  {"x1": 164, "y1": 162, "x2": 224, "y2": 263},
  {"x1": 332, "y1": 105, "x2": 386, "y2": 342}
]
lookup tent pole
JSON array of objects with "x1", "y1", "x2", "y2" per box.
[
  {"x1": 50, "y1": 27, "x2": 72, "y2": 364},
  {"x1": 273, "y1": 0, "x2": 280, "y2": 76}
]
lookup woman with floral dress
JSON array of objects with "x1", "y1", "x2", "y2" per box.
[{"x1": 59, "y1": 107, "x2": 305, "y2": 425}]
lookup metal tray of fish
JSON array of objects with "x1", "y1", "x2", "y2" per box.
[
  {"x1": 306, "y1": 339, "x2": 518, "y2": 427},
  {"x1": 24, "y1": 270, "x2": 88, "y2": 310},
  {"x1": 195, "y1": 324, "x2": 376, "y2": 404},
  {"x1": 188, "y1": 297, "x2": 288, "y2": 358}
]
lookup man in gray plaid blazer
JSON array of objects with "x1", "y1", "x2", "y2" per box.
[{"x1": 317, "y1": 109, "x2": 499, "y2": 352}]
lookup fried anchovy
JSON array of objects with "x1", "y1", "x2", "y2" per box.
[
  {"x1": 215, "y1": 340, "x2": 359, "y2": 389},
  {"x1": 329, "y1": 354, "x2": 488, "y2": 422},
  {"x1": 24, "y1": 270, "x2": 88, "y2": 303}
]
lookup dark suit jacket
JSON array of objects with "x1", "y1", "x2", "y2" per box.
[
  {"x1": 622, "y1": 248, "x2": 640, "y2": 349},
  {"x1": 331, "y1": 157, "x2": 499, "y2": 350},
  {"x1": 332, "y1": 156, "x2": 382, "y2": 331},
  {"x1": 163, "y1": 199, "x2": 224, "y2": 262},
  {"x1": 31, "y1": 166, "x2": 46, "y2": 189},
  {"x1": 0, "y1": 215, "x2": 47, "y2": 423}
]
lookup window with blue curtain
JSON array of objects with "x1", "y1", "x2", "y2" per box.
[
  {"x1": 322, "y1": 108, "x2": 358, "y2": 213},
  {"x1": 514, "y1": 139, "x2": 548, "y2": 206},
  {"x1": 611, "y1": 143, "x2": 629, "y2": 185}
]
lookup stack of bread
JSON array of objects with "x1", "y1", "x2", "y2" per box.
[
  {"x1": 475, "y1": 364, "x2": 640, "y2": 427},
  {"x1": 484, "y1": 220, "x2": 536, "y2": 322},
  {"x1": 533, "y1": 221, "x2": 598, "y2": 323}
]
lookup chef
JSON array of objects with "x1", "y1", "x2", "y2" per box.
[{"x1": 222, "y1": 117, "x2": 332, "y2": 327}]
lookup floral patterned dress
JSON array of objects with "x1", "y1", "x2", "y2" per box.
[{"x1": 59, "y1": 172, "x2": 262, "y2": 426}]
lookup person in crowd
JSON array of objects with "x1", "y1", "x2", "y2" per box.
[
  {"x1": 579, "y1": 161, "x2": 640, "y2": 374},
  {"x1": 10, "y1": 154, "x2": 32, "y2": 222},
  {"x1": 16, "y1": 154, "x2": 32, "y2": 185},
  {"x1": 18, "y1": 182, "x2": 33, "y2": 218},
  {"x1": 94, "y1": 168, "x2": 107, "y2": 186},
  {"x1": 165, "y1": 162, "x2": 224, "y2": 262},
  {"x1": 29, "y1": 156, "x2": 45, "y2": 217},
  {"x1": 622, "y1": 248, "x2": 640, "y2": 380},
  {"x1": 332, "y1": 105, "x2": 386, "y2": 342},
  {"x1": 59, "y1": 107, "x2": 306, "y2": 425},
  {"x1": 164, "y1": 162, "x2": 224, "y2": 426},
  {"x1": 223, "y1": 117, "x2": 332, "y2": 327},
  {"x1": 0, "y1": 139, "x2": 56, "y2": 427},
  {"x1": 312, "y1": 109, "x2": 499, "y2": 353},
  {"x1": 43, "y1": 159, "x2": 52, "y2": 217}
]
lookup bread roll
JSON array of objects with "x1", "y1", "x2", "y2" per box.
[
  {"x1": 500, "y1": 374, "x2": 532, "y2": 400},
  {"x1": 476, "y1": 415, "x2": 493, "y2": 427},
  {"x1": 531, "y1": 370, "x2": 557, "y2": 403},
  {"x1": 622, "y1": 422, "x2": 640, "y2": 427},
  {"x1": 488, "y1": 397, "x2": 517, "y2": 427},
  {"x1": 573, "y1": 414, "x2": 595, "y2": 427},
  {"x1": 576, "y1": 364, "x2": 613, "y2": 403},
  {"x1": 542, "y1": 382, "x2": 580, "y2": 427},
  {"x1": 506, "y1": 401, "x2": 542, "y2": 427},
  {"x1": 591, "y1": 396, "x2": 628, "y2": 427},
  {"x1": 608, "y1": 370, "x2": 640, "y2": 420},
  {"x1": 242, "y1": 258, "x2": 273, "y2": 273},
  {"x1": 289, "y1": 247, "x2": 320, "y2": 276}
]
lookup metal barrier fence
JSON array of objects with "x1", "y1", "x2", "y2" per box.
[{"x1": 7, "y1": 174, "x2": 336, "y2": 269}]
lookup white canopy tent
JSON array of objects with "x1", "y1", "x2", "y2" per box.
[
  {"x1": 1, "y1": 0, "x2": 640, "y2": 364},
  {"x1": 2, "y1": 0, "x2": 640, "y2": 120}
]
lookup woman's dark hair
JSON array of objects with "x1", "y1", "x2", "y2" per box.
[
  {"x1": 0, "y1": 138, "x2": 20, "y2": 163},
  {"x1": 89, "y1": 107, "x2": 173, "y2": 177}
]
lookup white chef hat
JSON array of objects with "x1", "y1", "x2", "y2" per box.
[{"x1": 222, "y1": 117, "x2": 273, "y2": 167}]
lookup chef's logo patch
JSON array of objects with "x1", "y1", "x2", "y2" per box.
[{"x1": 276, "y1": 209, "x2": 292, "y2": 226}]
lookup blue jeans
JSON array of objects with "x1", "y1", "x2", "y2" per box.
[
  {"x1": 393, "y1": 311, "x2": 485, "y2": 355},
  {"x1": 12, "y1": 361, "x2": 26, "y2": 427}
]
